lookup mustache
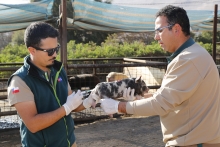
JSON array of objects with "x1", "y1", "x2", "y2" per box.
[{"x1": 49, "y1": 57, "x2": 56, "y2": 61}]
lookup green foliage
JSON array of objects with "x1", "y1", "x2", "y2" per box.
[
  {"x1": 1, "y1": 32, "x2": 218, "y2": 63},
  {"x1": 52, "y1": 0, "x2": 73, "y2": 18},
  {"x1": 66, "y1": 39, "x2": 168, "y2": 59},
  {"x1": 195, "y1": 31, "x2": 220, "y2": 44},
  {"x1": 0, "y1": 44, "x2": 28, "y2": 63},
  {"x1": 143, "y1": 41, "x2": 170, "y2": 56},
  {"x1": 197, "y1": 42, "x2": 213, "y2": 54},
  {"x1": 190, "y1": 31, "x2": 195, "y2": 39},
  {"x1": 11, "y1": 30, "x2": 25, "y2": 45}
]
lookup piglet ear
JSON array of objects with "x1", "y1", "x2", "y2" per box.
[{"x1": 135, "y1": 76, "x2": 142, "y2": 83}]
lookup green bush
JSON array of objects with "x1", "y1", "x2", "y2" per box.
[
  {"x1": 0, "y1": 44, "x2": 28, "y2": 63},
  {"x1": 0, "y1": 38, "x2": 216, "y2": 63},
  {"x1": 197, "y1": 42, "x2": 212, "y2": 54},
  {"x1": 66, "y1": 40, "x2": 168, "y2": 59}
]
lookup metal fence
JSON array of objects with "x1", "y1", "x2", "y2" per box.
[{"x1": 0, "y1": 56, "x2": 168, "y2": 131}]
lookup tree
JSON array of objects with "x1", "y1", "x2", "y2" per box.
[
  {"x1": 195, "y1": 31, "x2": 220, "y2": 44},
  {"x1": 0, "y1": 44, "x2": 28, "y2": 63},
  {"x1": 11, "y1": 30, "x2": 25, "y2": 45},
  {"x1": 114, "y1": 32, "x2": 155, "y2": 45},
  {"x1": 52, "y1": 0, "x2": 112, "y2": 45},
  {"x1": 0, "y1": 32, "x2": 12, "y2": 50}
]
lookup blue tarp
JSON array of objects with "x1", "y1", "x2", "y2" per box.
[
  {"x1": 0, "y1": 0, "x2": 219, "y2": 33},
  {"x1": 71, "y1": 0, "x2": 220, "y2": 32},
  {"x1": 0, "y1": 0, "x2": 54, "y2": 32}
]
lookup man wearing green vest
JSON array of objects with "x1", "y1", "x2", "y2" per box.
[
  {"x1": 7, "y1": 22, "x2": 94, "y2": 147},
  {"x1": 98, "y1": 5, "x2": 220, "y2": 147}
]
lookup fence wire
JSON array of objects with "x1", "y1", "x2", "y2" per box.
[{"x1": 1, "y1": 57, "x2": 167, "y2": 131}]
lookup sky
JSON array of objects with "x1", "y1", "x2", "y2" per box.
[{"x1": 0, "y1": 0, "x2": 29, "y2": 4}]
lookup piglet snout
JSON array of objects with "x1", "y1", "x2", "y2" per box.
[{"x1": 89, "y1": 92, "x2": 101, "y2": 108}]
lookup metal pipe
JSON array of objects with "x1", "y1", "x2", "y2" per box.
[
  {"x1": 123, "y1": 58, "x2": 167, "y2": 64},
  {"x1": 0, "y1": 89, "x2": 7, "y2": 92},
  {"x1": 67, "y1": 57, "x2": 168, "y2": 62},
  {"x1": 0, "y1": 95, "x2": 7, "y2": 100},
  {"x1": 0, "y1": 78, "x2": 9, "y2": 82},
  {"x1": 68, "y1": 62, "x2": 167, "y2": 69},
  {"x1": 0, "y1": 67, "x2": 19, "y2": 71},
  {"x1": 0, "y1": 111, "x2": 17, "y2": 117},
  {"x1": 0, "y1": 63, "x2": 23, "y2": 66}
]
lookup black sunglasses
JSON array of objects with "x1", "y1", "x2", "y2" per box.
[{"x1": 33, "y1": 45, "x2": 60, "y2": 56}]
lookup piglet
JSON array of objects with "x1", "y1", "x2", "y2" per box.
[{"x1": 91, "y1": 76, "x2": 149, "y2": 107}]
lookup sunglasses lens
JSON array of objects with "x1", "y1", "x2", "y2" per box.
[
  {"x1": 47, "y1": 46, "x2": 59, "y2": 56},
  {"x1": 48, "y1": 49, "x2": 55, "y2": 56}
]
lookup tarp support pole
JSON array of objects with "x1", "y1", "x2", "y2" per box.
[
  {"x1": 60, "y1": 0, "x2": 67, "y2": 71},
  {"x1": 212, "y1": 4, "x2": 218, "y2": 63},
  {"x1": 59, "y1": 5, "x2": 63, "y2": 65}
]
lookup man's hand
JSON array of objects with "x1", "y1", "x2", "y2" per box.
[
  {"x1": 123, "y1": 87, "x2": 135, "y2": 101},
  {"x1": 99, "y1": 98, "x2": 120, "y2": 114},
  {"x1": 63, "y1": 90, "x2": 83, "y2": 115},
  {"x1": 83, "y1": 90, "x2": 99, "y2": 109}
]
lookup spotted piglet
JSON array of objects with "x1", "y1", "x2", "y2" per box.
[{"x1": 91, "y1": 76, "x2": 149, "y2": 106}]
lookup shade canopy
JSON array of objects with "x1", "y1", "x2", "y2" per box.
[
  {"x1": 71, "y1": 0, "x2": 220, "y2": 32},
  {"x1": 0, "y1": 0, "x2": 219, "y2": 33},
  {"x1": 0, "y1": 0, "x2": 54, "y2": 33}
]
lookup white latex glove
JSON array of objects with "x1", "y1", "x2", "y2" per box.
[
  {"x1": 99, "y1": 98, "x2": 119, "y2": 114},
  {"x1": 123, "y1": 87, "x2": 135, "y2": 101},
  {"x1": 83, "y1": 90, "x2": 100, "y2": 109},
  {"x1": 63, "y1": 90, "x2": 83, "y2": 115}
]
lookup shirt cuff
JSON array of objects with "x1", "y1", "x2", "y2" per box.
[{"x1": 126, "y1": 98, "x2": 158, "y2": 116}]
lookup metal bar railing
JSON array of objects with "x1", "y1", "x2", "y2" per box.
[
  {"x1": 68, "y1": 62, "x2": 167, "y2": 69},
  {"x1": 0, "y1": 57, "x2": 167, "y2": 120}
]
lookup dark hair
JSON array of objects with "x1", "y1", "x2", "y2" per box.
[
  {"x1": 24, "y1": 22, "x2": 59, "y2": 48},
  {"x1": 156, "y1": 5, "x2": 190, "y2": 36}
]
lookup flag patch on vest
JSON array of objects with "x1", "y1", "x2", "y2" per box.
[
  {"x1": 12, "y1": 87, "x2": 20, "y2": 94},
  {"x1": 58, "y1": 77, "x2": 62, "y2": 82}
]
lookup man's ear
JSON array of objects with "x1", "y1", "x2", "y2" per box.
[
  {"x1": 135, "y1": 76, "x2": 142, "y2": 83},
  {"x1": 28, "y1": 47, "x2": 35, "y2": 55},
  {"x1": 173, "y1": 23, "x2": 181, "y2": 34}
]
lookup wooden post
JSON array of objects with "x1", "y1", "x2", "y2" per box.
[
  {"x1": 59, "y1": 4, "x2": 63, "y2": 63},
  {"x1": 212, "y1": 4, "x2": 218, "y2": 63},
  {"x1": 61, "y1": 0, "x2": 67, "y2": 71}
]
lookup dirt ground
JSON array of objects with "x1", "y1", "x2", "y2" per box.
[{"x1": 0, "y1": 115, "x2": 165, "y2": 147}]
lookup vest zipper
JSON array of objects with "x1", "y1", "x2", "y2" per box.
[{"x1": 52, "y1": 65, "x2": 71, "y2": 147}]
